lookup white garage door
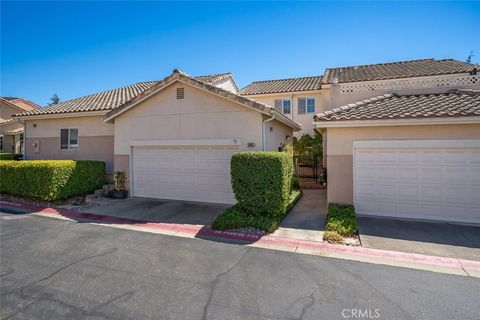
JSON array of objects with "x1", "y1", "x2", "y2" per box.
[
  {"x1": 354, "y1": 140, "x2": 480, "y2": 224},
  {"x1": 132, "y1": 145, "x2": 238, "y2": 204}
]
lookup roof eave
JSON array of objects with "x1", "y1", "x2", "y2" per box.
[
  {"x1": 313, "y1": 116, "x2": 480, "y2": 128},
  {"x1": 13, "y1": 110, "x2": 109, "y2": 121}
]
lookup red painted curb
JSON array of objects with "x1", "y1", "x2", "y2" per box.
[{"x1": 2, "y1": 200, "x2": 480, "y2": 272}]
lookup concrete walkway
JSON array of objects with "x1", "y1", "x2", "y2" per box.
[
  {"x1": 64, "y1": 197, "x2": 227, "y2": 226},
  {"x1": 358, "y1": 216, "x2": 480, "y2": 261},
  {"x1": 272, "y1": 189, "x2": 327, "y2": 242}
]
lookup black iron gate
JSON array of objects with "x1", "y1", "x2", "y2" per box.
[{"x1": 293, "y1": 155, "x2": 322, "y2": 183}]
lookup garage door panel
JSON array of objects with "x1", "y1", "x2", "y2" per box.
[
  {"x1": 133, "y1": 145, "x2": 237, "y2": 204},
  {"x1": 354, "y1": 143, "x2": 480, "y2": 224}
]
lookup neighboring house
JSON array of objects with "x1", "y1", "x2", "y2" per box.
[
  {"x1": 14, "y1": 70, "x2": 300, "y2": 204},
  {"x1": 239, "y1": 76, "x2": 323, "y2": 137},
  {"x1": 313, "y1": 59, "x2": 480, "y2": 224},
  {"x1": 0, "y1": 97, "x2": 40, "y2": 154}
]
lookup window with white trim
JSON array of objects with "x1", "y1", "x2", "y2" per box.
[
  {"x1": 298, "y1": 97, "x2": 315, "y2": 114},
  {"x1": 274, "y1": 99, "x2": 292, "y2": 115},
  {"x1": 60, "y1": 128, "x2": 78, "y2": 149}
]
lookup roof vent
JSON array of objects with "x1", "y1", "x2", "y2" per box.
[{"x1": 176, "y1": 87, "x2": 185, "y2": 99}]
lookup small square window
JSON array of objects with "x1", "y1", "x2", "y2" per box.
[
  {"x1": 298, "y1": 98, "x2": 306, "y2": 115},
  {"x1": 60, "y1": 128, "x2": 78, "y2": 149},
  {"x1": 307, "y1": 98, "x2": 315, "y2": 113},
  {"x1": 282, "y1": 100, "x2": 291, "y2": 114}
]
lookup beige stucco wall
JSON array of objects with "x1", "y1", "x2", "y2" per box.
[
  {"x1": 326, "y1": 124, "x2": 480, "y2": 205},
  {"x1": 264, "y1": 114, "x2": 294, "y2": 151},
  {"x1": 25, "y1": 116, "x2": 114, "y2": 138},
  {"x1": 322, "y1": 74, "x2": 480, "y2": 110},
  {"x1": 24, "y1": 116, "x2": 115, "y2": 173},
  {"x1": 113, "y1": 82, "x2": 293, "y2": 187},
  {"x1": 247, "y1": 91, "x2": 323, "y2": 138},
  {"x1": 114, "y1": 82, "x2": 279, "y2": 155},
  {"x1": 213, "y1": 78, "x2": 238, "y2": 93},
  {"x1": 0, "y1": 101, "x2": 21, "y2": 122}
]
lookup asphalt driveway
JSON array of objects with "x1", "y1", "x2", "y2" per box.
[
  {"x1": 1, "y1": 213, "x2": 480, "y2": 320},
  {"x1": 358, "y1": 216, "x2": 480, "y2": 261},
  {"x1": 73, "y1": 197, "x2": 228, "y2": 226}
]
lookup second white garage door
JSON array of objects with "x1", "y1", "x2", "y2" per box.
[
  {"x1": 354, "y1": 140, "x2": 480, "y2": 224},
  {"x1": 132, "y1": 145, "x2": 238, "y2": 204}
]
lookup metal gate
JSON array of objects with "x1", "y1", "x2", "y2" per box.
[{"x1": 293, "y1": 155, "x2": 322, "y2": 183}]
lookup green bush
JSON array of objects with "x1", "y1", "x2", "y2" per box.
[
  {"x1": 291, "y1": 175, "x2": 300, "y2": 189},
  {"x1": 0, "y1": 153, "x2": 21, "y2": 160},
  {"x1": 212, "y1": 189, "x2": 302, "y2": 233},
  {"x1": 325, "y1": 203, "x2": 357, "y2": 237},
  {"x1": 231, "y1": 152, "x2": 293, "y2": 218},
  {"x1": 0, "y1": 160, "x2": 105, "y2": 201}
]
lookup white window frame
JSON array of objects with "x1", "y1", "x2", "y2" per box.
[
  {"x1": 274, "y1": 99, "x2": 292, "y2": 115},
  {"x1": 297, "y1": 97, "x2": 316, "y2": 115},
  {"x1": 60, "y1": 128, "x2": 79, "y2": 150}
]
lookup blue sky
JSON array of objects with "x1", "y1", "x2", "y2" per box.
[{"x1": 1, "y1": 1, "x2": 479, "y2": 106}]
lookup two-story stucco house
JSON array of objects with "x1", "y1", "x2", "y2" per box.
[
  {"x1": 239, "y1": 76, "x2": 323, "y2": 138},
  {"x1": 12, "y1": 58, "x2": 480, "y2": 224},
  {"x1": 14, "y1": 70, "x2": 300, "y2": 204},
  {"x1": 313, "y1": 58, "x2": 480, "y2": 224},
  {"x1": 0, "y1": 97, "x2": 40, "y2": 154}
]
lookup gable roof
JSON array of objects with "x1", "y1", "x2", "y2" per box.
[
  {"x1": 14, "y1": 82, "x2": 158, "y2": 117},
  {"x1": 104, "y1": 69, "x2": 301, "y2": 130},
  {"x1": 239, "y1": 76, "x2": 323, "y2": 95},
  {"x1": 322, "y1": 59, "x2": 478, "y2": 84},
  {"x1": 1, "y1": 97, "x2": 40, "y2": 112},
  {"x1": 195, "y1": 72, "x2": 239, "y2": 92},
  {"x1": 13, "y1": 73, "x2": 239, "y2": 118},
  {"x1": 313, "y1": 89, "x2": 480, "y2": 122}
]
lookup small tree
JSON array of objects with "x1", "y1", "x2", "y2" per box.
[
  {"x1": 466, "y1": 51, "x2": 475, "y2": 64},
  {"x1": 292, "y1": 131, "x2": 323, "y2": 156},
  {"x1": 48, "y1": 94, "x2": 60, "y2": 106}
]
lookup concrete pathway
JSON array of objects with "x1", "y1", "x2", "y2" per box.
[
  {"x1": 358, "y1": 216, "x2": 480, "y2": 261},
  {"x1": 272, "y1": 189, "x2": 327, "y2": 242},
  {"x1": 62, "y1": 197, "x2": 227, "y2": 226}
]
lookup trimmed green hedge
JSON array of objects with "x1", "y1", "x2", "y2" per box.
[
  {"x1": 0, "y1": 160, "x2": 105, "y2": 201},
  {"x1": 231, "y1": 152, "x2": 293, "y2": 218},
  {"x1": 0, "y1": 153, "x2": 21, "y2": 160},
  {"x1": 212, "y1": 189, "x2": 302, "y2": 233},
  {"x1": 325, "y1": 203, "x2": 357, "y2": 237}
]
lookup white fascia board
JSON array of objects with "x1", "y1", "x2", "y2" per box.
[
  {"x1": 313, "y1": 116, "x2": 480, "y2": 128},
  {"x1": 353, "y1": 139, "x2": 480, "y2": 149},
  {"x1": 130, "y1": 139, "x2": 242, "y2": 147},
  {"x1": 105, "y1": 78, "x2": 301, "y2": 130},
  {"x1": 243, "y1": 89, "x2": 322, "y2": 98},
  {"x1": 14, "y1": 111, "x2": 107, "y2": 121}
]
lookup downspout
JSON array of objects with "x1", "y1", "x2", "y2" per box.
[
  {"x1": 262, "y1": 113, "x2": 275, "y2": 151},
  {"x1": 18, "y1": 119, "x2": 26, "y2": 160}
]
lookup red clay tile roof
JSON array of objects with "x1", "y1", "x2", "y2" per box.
[
  {"x1": 13, "y1": 73, "x2": 237, "y2": 117},
  {"x1": 104, "y1": 69, "x2": 301, "y2": 130},
  {"x1": 1, "y1": 97, "x2": 41, "y2": 111},
  {"x1": 195, "y1": 72, "x2": 239, "y2": 92},
  {"x1": 195, "y1": 72, "x2": 231, "y2": 84},
  {"x1": 322, "y1": 59, "x2": 478, "y2": 84},
  {"x1": 15, "y1": 82, "x2": 158, "y2": 117},
  {"x1": 314, "y1": 89, "x2": 480, "y2": 122},
  {"x1": 239, "y1": 76, "x2": 323, "y2": 95}
]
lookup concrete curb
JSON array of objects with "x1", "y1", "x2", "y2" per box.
[{"x1": 2, "y1": 200, "x2": 479, "y2": 277}]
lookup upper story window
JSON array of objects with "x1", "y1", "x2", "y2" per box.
[
  {"x1": 274, "y1": 99, "x2": 291, "y2": 115},
  {"x1": 60, "y1": 128, "x2": 78, "y2": 149},
  {"x1": 298, "y1": 97, "x2": 316, "y2": 114}
]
